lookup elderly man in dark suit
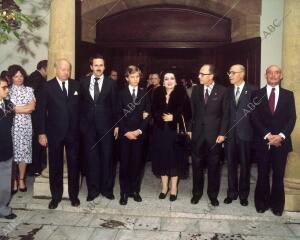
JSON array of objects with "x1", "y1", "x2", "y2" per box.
[
  {"x1": 27, "y1": 60, "x2": 48, "y2": 176},
  {"x1": 251, "y1": 65, "x2": 296, "y2": 216},
  {"x1": 38, "y1": 59, "x2": 80, "y2": 209},
  {"x1": 190, "y1": 64, "x2": 229, "y2": 206},
  {"x1": 80, "y1": 54, "x2": 118, "y2": 202},
  {"x1": 0, "y1": 78, "x2": 17, "y2": 219},
  {"x1": 224, "y1": 64, "x2": 256, "y2": 206}
]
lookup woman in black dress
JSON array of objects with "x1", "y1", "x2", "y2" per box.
[{"x1": 151, "y1": 72, "x2": 192, "y2": 201}]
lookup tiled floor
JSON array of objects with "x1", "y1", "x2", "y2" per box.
[{"x1": 1, "y1": 162, "x2": 300, "y2": 240}]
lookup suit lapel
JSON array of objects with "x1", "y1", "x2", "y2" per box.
[
  {"x1": 274, "y1": 87, "x2": 283, "y2": 115},
  {"x1": 68, "y1": 80, "x2": 75, "y2": 100},
  {"x1": 261, "y1": 87, "x2": 273, "y2": 116},
  {"x1": 84, "y1": 77, "x2": 94, "y2": 103},
  {"x1": 97, "y1": 77, "x2": 109, "y2": 103},
  {"x1": 52, "y1": 78, "x2": 66, "y2": 100},
  {"x1": 236, "y1": 84, "x2": 248, "y2": 108}
]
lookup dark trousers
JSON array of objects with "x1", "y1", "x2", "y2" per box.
[
  {"x1": 226, "y1": 136, "x2": 251, "y2": 200},
  {"x1": 255, "y1": 145, "x2": 288, "y2": 213},
  {"x1": 84, "y1": 128, "x2": 114, "y2": 198},
  {"x1": 119, "y1": 138, "x2": 143, "y2": 194},
  {"x1": 192, "y1": 140, "x2": 222, "y2": 199},
  {"x1": 48, "y1": 137, "x2": 80, "y2": 202}
]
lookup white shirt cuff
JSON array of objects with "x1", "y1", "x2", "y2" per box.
[
  {"x1": 264, "y1": 132, "x2": 271, "y2": 140},
  {"x1": 279, "y1": 133, "x2": 286, "y2": 139}
]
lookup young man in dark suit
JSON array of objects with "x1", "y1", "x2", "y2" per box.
[
  {"x1": 117, "y1": 65, "x2": 150, "y2": 205},
  {"x1": 27, "y1": 60, "x2": 48, "y2": 176},
  {"x1": 224, "y1": 64, "x2": 256, "y2": 206},
  {"x1": 0, "y1": 78, "x2": 17, "y2": 220},
  {"x1": 80, "y1": 55, "x2": 118, "y2": 202},
  {"x1": 251, "y1": 65, "x2": 296, "y2": 216},
  {"x1": 190, "y1": 64, "x2": 229, "y2": 206},
  {"x1": 38, "y1": 59, "x2": 80, "y2": 209}
]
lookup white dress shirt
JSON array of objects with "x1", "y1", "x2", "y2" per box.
[
  {"x1": 204, "y1": 81, "x2": 215, "y2": 99},
  {"x1": 56, "y1": 78, "x2": 69, "y2": 95},
  {"x1": 89, "y1": 75, "x2": 104, "y2": 100},
  {"x1": 264, "y1": 84, "x2": 285, "y2": 140},
  {"x1": 128, "y1": 85, "x2": 138, "y2": 96}
]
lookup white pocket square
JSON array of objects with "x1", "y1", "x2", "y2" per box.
[{"x1": 74, "y1": 91, "x2": 78, "y2": 95}]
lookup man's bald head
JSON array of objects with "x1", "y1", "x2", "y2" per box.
[
  {"x1": 265, "y1": 65, "x2": 283, "y2": 87},
  {"x1": 55, "y1": 58, "x2": 71, "y2": 81}
]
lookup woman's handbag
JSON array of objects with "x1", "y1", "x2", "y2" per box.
[{"x1": 175, "y1": 115, "x2": 191, "y2": 149}]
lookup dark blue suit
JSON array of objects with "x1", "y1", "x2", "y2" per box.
[
  {"x1": 251, "y1": 86, "x2": 296, "y2": 214},
  {"x1": 118, "y1": 86, "x2": 150, "y2": 194},
  {"x1": 80, "y1": 76, "x2": 117, "y2": 198},
  {"x1": 38, "y1": 78, "x2": 80, "y2": 202},
  {"x1": 225, "y1": 83, "x2": 256, "y2": 200}
]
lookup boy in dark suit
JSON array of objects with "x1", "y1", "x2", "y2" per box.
[{"x1": 118, "y1": 65, "x2": 150, "y2": 205}]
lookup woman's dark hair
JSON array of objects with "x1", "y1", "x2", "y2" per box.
[{"x1": 7, "y1": 64, "x2": 27, "y2": 80}]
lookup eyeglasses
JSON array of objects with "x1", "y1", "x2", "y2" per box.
[
  {"x1": 199, "y1": 72, "x2": 212, "y2": 76},
  {"x1": 227, "y1": 71, "x2": 243, "y2": 76}
]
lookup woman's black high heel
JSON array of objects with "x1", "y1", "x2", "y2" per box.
[
  {"x1": 159, "y1": 189, "x2": 169, "y2": 199},
  {"x1": 19, "y1": 178, "x2": 27, "y2": 192}
]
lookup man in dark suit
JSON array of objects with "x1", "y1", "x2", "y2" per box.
[
  {"x1": 80, "y1": 54, "x2": 118, "y2": 202},
  {"x1": 38, "y1": 59, "x2": 80, "y2": 209},
  {"x1": 224, "y1": 64, "x2": 256, "y2": 206},
  {"x1": 0, "y1": 78, "x2": 17, "y2": 220},
  {"x1": 251, "y1": 65, "x2": 296, "y2": 216},
  {"x1": 190, "y1": 64, "x2": 228, "y2": 206},
  {"x1": 27, "y1": 60, "x2": 48, "y2": 176},
  {"x1": 118, "y1": 65, "x2": 150, "y2": 205}
]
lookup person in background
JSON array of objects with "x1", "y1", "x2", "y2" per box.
[
  {"x1": 8, "y1": 65, "x2": 36, "y2": 194},
  {"x1": 0, "y1": 77, "x2": 17, "y2": 220},
  {"x1": 26, "y1": 60, "x2": 48, "y2": 176},
  {"x1": 151, "y1": 71, "x2": 191, "y2": 201}
]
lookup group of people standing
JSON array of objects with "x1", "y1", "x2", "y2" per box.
[{"x1": 0, "y1": 54, "x2": 296, "y2": 220}]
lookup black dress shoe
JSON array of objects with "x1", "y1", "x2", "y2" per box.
[
  {"x1": 191, "y1": 195, "x2": 201, "y2": 204},
  {"x1": 86, "y1": 195, "x2": 97, "y2": 202},
  {"x1": 48, "y1": 200, "x2": 60, "y2": 209},
  {"x1": 210, "y1": 198, "x2": 219, "y2": 206},
  {"x1": 224, "y1": 197, "x2": 233, "y2": 204},
  {"x1": 71, "y1": 198, "x2": 80, "y2": 207},
  {"x1": 159, "y1": 192, "x2": 168, "y2": 199},
  {"x1": 240, "y1": 199, "x2": 248, "y2": 206},
  {"x1": 12, "y1": 188, "x2": 18, "y2": 195},
  {"x1": 132, "y1": 192, "x2": 142, "y2": 202},
  {"x1": 103, "y1": 193, "x2": 115, "y2": 200},
  {"x1": 3, "y1": 213, "x2": 17, "y2": 220},
  {"x1": 170, "y1": 194, "x2": 177, "y2": 202},
  {"x1": 119, "y1": 194, "x2": 128, "y2": 205},
  {"x1": 256, "y1": 208, "x2": 266, "y2": 213},
  {"x1": 271, "y1": 209, "x2": 283, "y2": 216}
]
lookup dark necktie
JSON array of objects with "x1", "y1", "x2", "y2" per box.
[
  {"x1": 235, "y1": 86, "x2": 240, "y2": 105},
  {"x1": 1, "y1": 101, "x2": 5, "y2": 114},
  {"x1": 62, "y1": 82, "x2": 67, "y2": 98},
  {"x1": 94, "y1": 77, "x2": 100, "y2": 102},
  {"x1": 204, "y1": 88, "x2": 209, "y2": 104},
  {"x1": 268, "y1": 87, "x2": 275, "y2": 114},
  {"x1": 132, "y1": 88, "x2": 136, "y2": 102}
]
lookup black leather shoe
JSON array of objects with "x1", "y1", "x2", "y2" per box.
[
  {"x1": 170, "y1": 194, "x2": 177, "y2": 202},
  {"x1": 271, "y1": 209, "x2": 282, "y2": 216},
  {"x1": 86, "y1": 195, "x2": 97, "y2": 202},
  {"x1": 224, "y1": 197, "x2": 233, "y2": 204},
  {"x1": 119, "y1": 194, "x2": 128, "y2": 205},
  {"x1": 48, "y1": 200, "x2": 60, "y2": 209},
  {"x1": 103, "y1": 193, "x2": 115, "y2": 200},
  {"x1": 3, "y1": 213, "x2": 17, "y2": 220},
  {"x1": 256, "y1": 208, "x2": 266, "y2": 213},
  {"x1": 191, "y1": 195, "x2": 201, "y2": 204},
  {"x1": 240, "y1": 199, "x2": 248, "y2": 206},
  {"x1": 132, "y1": 192, "x2": 142, "y2": 202},
  {"x1": 210, "y1": 198, "x2": 219, "y2": 206},
  {"x1": 71, "y1": 198, "x2": 80, "y2": 207}
]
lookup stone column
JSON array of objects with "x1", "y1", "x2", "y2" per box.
[
  {"x1": 282, "y1": 0, "x2": 300, "y2": 211},
  {"x1": 33, "y1": 0, "x2": 76, "y2": 198}
]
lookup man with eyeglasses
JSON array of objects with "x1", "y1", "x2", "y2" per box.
[
  {"x1": 189, "y1": 64, "x2": 229, "y2": 206},
  {"x1": 224, "y1": 64, "x2": 256, "y2": 207},
  {"x1": 0, "y1": 77, "x2": 17, "y2": 219},
  {"x1": 251, "y1": 65, "x2": 296, "y2": 216}
]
